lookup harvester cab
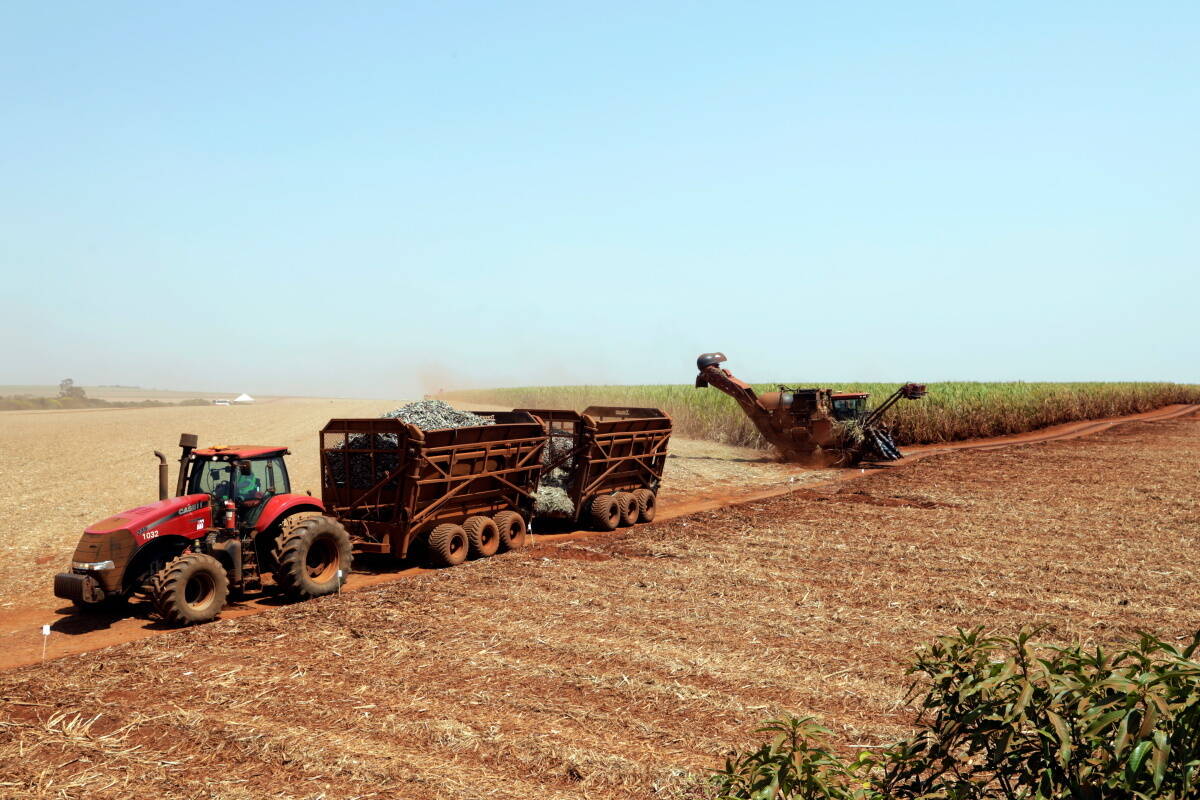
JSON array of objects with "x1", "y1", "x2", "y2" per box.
[
  {"x1": 694, "y1": 352, "x2": 926, "y2": 465},
  {"x1": 830, "y1": 393, "x2": 869, "y2": 422},
  {"x1": 54, "y1": 433, "x2": 348, "y2": 626}
]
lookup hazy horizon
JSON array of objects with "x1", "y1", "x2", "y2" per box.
[{"x1": 3, "y1": 2, "x2": 1196, "y2": 396}]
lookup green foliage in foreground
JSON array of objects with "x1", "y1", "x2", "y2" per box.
[
  {"x1": 447, "y1": 382, "x2": 1200, "y2": 448},
  {"x1": 711, "y1": 629, "x2": 1200, "y2": 799}
]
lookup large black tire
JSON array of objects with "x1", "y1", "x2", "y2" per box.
[
  {"x1": 463, "y1": 516, "x2": 500, "y2": 559},
  {"x1": 150, "y1": 553, "x2": 229, "y2": 626},
  {"x1": 426, "y1": 523, "x2": 469, "y2": 567},
  {"x1": 589, "y1": 495, "x2": 620, "y2": 531},
  {"x1": 273, "y1": 516, "x2": 353, "y2": 600},
  {"x1": 615, "y1": 492, "x2": 638, "y2": 526},
  {"x1": 632, "y1": 489, "x2": 657, "y2": 523},
  {"x1": 494, "y1": 511, "x2": 526, "y2": 551}
]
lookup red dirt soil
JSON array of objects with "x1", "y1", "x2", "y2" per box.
[
  {"x1": 0, "y1": 410, "x2": 1196, "y2": 799},
  {"x1": 0, "y1": 403, "x2": 1193, "y2": 673}
]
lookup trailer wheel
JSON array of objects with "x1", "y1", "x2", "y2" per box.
[
  {"x1": 615, "y1": 492, "x2": 639, "y2": 526},
  {"x1": 463, "y1": 516, "x2": 500, "y2": 559},
  {"x1": 273, "y1": 516, "x2": 353, "y2": 600},
  {"x1": 426, "y1": 524, "x2": 469, "y2": 567},
  {"x1": 494, "y1": 511, "x2": 526, "y2": 551},
  {"x1": 150, "y1": 553, "x2": 229, "y2": 626},
  {"x1": 589, "y1": 495, "x2": 621, "y2": 531},
  {"x1": 633, "y1": 489, "x2": 657, "y2": 523}
]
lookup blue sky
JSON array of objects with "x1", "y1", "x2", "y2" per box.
[{"x1": 1, "y1": 1, "x2": 1196, "y2": 396}]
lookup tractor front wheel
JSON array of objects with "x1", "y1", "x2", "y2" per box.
[
  {"x1": 273, "y1": 516, "x2": 353, "y2": 600},
  {"x1": 150, "y1": 553, "x2": 229, "y2": 626}
]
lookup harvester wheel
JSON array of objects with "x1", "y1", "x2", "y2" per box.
[
  {"x1": 615, "y1": 492, "x2": 638, "y2": 526},
  {"x1": 632, "y1": 489, "x2": 657, "y2": 523},
  {"x1": 463, "y1": 516, "x2": 500, "y2": 559},
  {"x1": 150, "y1": 552, "x2": 229, "y2": 626},
  {"x1": 825, "y1": 448, "x2": 864, "y2": 468},
  {"x1": 273, "y1": 516, "x2": 353, "y2": 600},
  {"x1": 494, "y1": 511, "x2": 527, "y2": 551},
  {"x1": 589, "y1": 495, "x2": 620, "y2": 531},
  {"x1": 426, "y1": 524, "x2": 469, "y2": 567}
]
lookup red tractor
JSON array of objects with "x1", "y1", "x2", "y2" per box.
[{"x1": 54, "y1": 434, "x2": 352, "y2": 625}]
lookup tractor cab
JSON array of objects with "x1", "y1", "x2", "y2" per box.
[
  {"x1": 188, "y1": 446, "x2": 292, "y2": 523},
  {"x1": 831, "y1": 392, "x2": 870, "y2": 422}
]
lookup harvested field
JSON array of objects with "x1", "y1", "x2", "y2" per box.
[
  {"x1": 0, "y1": 410, "x2": 1195, "y2": 799},
  {"x1": 0, "y1": 385, "x2": 276, "y2": 403}
]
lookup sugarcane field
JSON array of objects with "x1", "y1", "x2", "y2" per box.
[{"x1": 2, "y1": 5, "x2": 1198, "y2": 800}]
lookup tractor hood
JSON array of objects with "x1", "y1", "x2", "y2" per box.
[{"x1": 84, "y1": 494, "x2": 212, "y2": 544}]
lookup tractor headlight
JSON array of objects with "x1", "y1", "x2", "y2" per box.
[{"x1": 72, "y1": 560, "x2": 116, "y2": 571}]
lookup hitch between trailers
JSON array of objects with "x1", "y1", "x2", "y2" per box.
[{"x1": 53, "y1": 572, "x2": 106, "y2": 604}]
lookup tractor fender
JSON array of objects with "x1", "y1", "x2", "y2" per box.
[{"x1": 253, "y1": 495, "x2": 326, "y2": 533}]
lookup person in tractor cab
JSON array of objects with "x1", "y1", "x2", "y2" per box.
[
  {"x1": 234, "y1": 467, "x2": 263, "y2": 503},
  {"x1": 212, "y1": 462, "x2": 264, "y2": 504}
]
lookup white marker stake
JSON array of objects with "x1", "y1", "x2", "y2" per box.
[
  {"x1": 337, "y1": 569, "x2": 344, "y2": 594},
  {"x1": 41, "y1": 624, "x2": 50, "y2": 661}
]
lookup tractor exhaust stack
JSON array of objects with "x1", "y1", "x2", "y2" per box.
[
  {"x1": 175, "y1": 433, "x2": 198, "y2": 497},
  {"x1": 153, "y1": 451, "x2": 169, "y2": 500}
]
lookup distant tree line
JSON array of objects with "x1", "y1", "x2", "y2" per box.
[{"x1": 0, "y1": 379, "x2": 208, "y2": 411}]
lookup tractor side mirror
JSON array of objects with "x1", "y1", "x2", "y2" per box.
[{"x1": 237, "y1": 461, "x2": 253, "y2": 475}]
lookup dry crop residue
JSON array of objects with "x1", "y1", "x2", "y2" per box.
[{"x1": 0, "y1": 415, "x2": 1196, "y2": 799}]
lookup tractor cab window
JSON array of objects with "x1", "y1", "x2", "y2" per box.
[
  {"x1": 190, "y1": 456, "x2": 290, "y2": 501},
  {"x1": 191, "y1": 460, "x2": 233, "y2": 496},
  {"x1": 832, "y1": 397, "x2": 866, "y2": 421},
  {"x1": 248, "y1": 457, "x2": 290, "y2": 496}
]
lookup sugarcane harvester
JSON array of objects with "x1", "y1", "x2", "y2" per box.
[{"x1": 695, "y1": 353, "x2": 926, "y2": 465}]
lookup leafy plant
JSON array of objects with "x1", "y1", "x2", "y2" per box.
[
  {"x1": 711, "y1": 628, "x2": 1200, "y2": 799},
  {"x1": 713, "y1": 717, "x2": 882, "y2": 800}
]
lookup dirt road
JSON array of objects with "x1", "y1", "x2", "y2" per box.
[{"x1": 0, "y1": 403, "x2": 1193, "y2": 672}]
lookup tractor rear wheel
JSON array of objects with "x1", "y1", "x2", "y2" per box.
[
  {"x1": 426, "y1": 524, "x2": 469, "y2": 567},
  {"x1": 150, "y1": 553, "x2": 229, "y2": 626},
  {"x1": 615, "y1": 492, "x2": 638, "y2": 526},
  {"x1": 273, "y1": 516, "x2": 353, "y2": 600},
  {"x1": 589, "y1": 495, "x2": 620, "y2": 531},
  {"x1": 463, "y1": 516, "x2": 500, "y2": 559},
  {"x1": 494, "y1": 511, "x2": 527, "y2": 551},
  {"x1": 632, "y1": 489, "x2": 657, "y2": 523}
]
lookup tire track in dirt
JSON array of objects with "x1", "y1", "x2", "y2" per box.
[{"x1": 0, "y1": 403, "x2": 1194, "y2": 672}]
